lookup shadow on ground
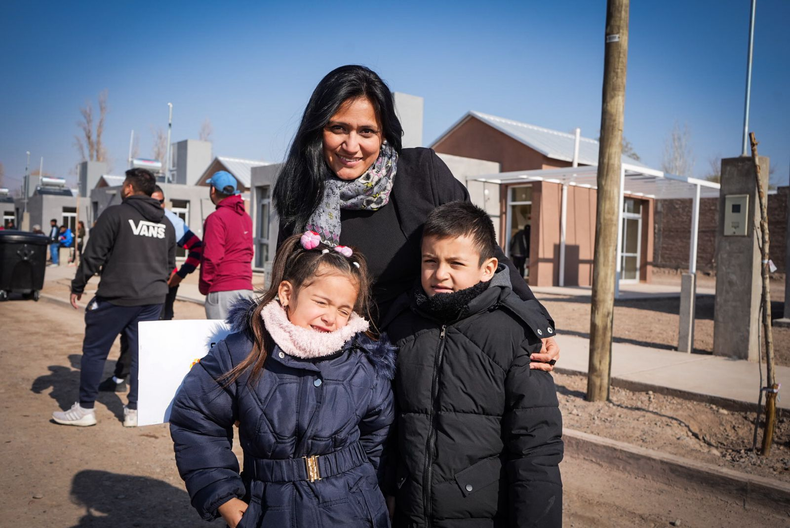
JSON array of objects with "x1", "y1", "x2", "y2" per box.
[
  {"x1": 31, "y1": 354, "x2": 125, "y2": 422},
  {"x1": 68, "y1": 470, "x2": 223, "y2": 527}
]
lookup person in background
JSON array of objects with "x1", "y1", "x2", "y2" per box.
[
  {"x1": 59, "y1": 225, "x2": 74, "y2": 265},
  {"x1": 508, "y1": 218, "x2": 531, "y2": 278},
  {"x1": 199, "y1": 171, "x2": 255, "y2": 320},
  {"x1": 98, "y1": 185, "x2": 204, "y2": 393},
  {"x1": 48, "y1": 219, "x2": 60, "y2": 266},
  {"x1": 74, "y1": 220, "x2": 86, "y2": 264},
  {"x1": 52, "y1": 168, "x2": 176, "y2": 428},
  {"x1": 31, "y1": 224, "x2": 44, "y2": 235}
]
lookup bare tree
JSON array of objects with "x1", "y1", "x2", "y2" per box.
[
  {"x1": 596, "y1": 134, "x2": 641, "y2": 162},
  {"x1": 74, "y1": 90, "x2": 109, "y2": 163},
  {"x1": 621, "y1": 136, "x2": 641, "y2": 162},
  {"x1": 151, "y1": 126, "x2": 167, "y2": 164},
  {"x1": 661, "y1": 121, "x2": 695, "y2": 177},
  {"x1": 199, "y1": 118, "x2": 213, "y2": 142},
  {"x1": 704, "y1": 155, "x2": 721, "y2": 183}
]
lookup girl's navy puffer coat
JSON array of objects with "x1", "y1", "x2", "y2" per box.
[{"x1": 170, "y1": 300, "x2": 397, "y2": 528}]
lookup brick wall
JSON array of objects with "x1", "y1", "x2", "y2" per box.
[{"x1": 653, "y1": 186, "x2": 787, "y2": 274}]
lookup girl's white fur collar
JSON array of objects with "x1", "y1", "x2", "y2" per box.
[{"x1": 261, "y1": 300, "x2": 369, "y2": 359}]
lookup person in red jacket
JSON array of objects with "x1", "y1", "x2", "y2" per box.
[{"x1": 200, "y1": 171, "x2": 255, "y2": 319}]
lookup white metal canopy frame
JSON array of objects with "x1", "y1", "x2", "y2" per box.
[{"x1": 468, "y1": 163, "x2": 721, "y2": 294}]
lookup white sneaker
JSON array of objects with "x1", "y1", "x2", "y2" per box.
[
  {"x1": 53, "y1": 403, "x2": 96, "y2": 427},
  {"x1": 123, "y1": 406, "x2": 138, "y2": 428}
]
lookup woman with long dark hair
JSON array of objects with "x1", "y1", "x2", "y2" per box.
[{"x1": 275, "y1": 65, "x2": 559, "y2": 367}]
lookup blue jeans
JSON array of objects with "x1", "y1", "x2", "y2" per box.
[
  {"x1": 50, "y1": 243, "x2": 59, "y2": 265},
  {"x1": 79, "y1": 297, "x2": 163, "y2": 410}
]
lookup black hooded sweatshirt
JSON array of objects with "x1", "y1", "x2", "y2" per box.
[{"x1": 71, "y1": 195, "x2": 176, "y2": 306}]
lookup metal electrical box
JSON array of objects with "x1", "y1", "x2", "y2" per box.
[{"x1": 724, "y1": 194, "x2": 749, "y2": 236}]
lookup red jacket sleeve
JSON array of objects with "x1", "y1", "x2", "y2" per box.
[{"x1": 200, "y1": 215, "x2": 226, "y2": 294}]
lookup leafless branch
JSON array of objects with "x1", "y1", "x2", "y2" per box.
[
  {"x1": 151, "y1": 126, "x2": 167, "y2": 163},
  {"x1": 199, "y1": 118, "x2": 213, "y2": 142},
  {"x1": 96, "y1": 90, "x2": 108, "y2": 162},
  {"x1": 660, "y1": 121, "x2": 695, "y2": 177}
]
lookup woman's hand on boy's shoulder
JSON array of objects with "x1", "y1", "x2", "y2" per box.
[
  {"x1": 530, "y1": 337, "x2": 560, "y2": 371},
  {"x1": 218, "y1": 497, "x2": 248, "y2": 528}
]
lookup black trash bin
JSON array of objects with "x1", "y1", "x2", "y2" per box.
[{"x1": 0, "y1": 230, "x2": 49, "y2": 301}]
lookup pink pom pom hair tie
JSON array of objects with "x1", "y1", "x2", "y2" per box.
[
  {"x1": 334, "y1": 245, "x2": 353, "y2": 258},
  {"x1": 300, "y1": 231, "x2": 321, "y2": 250}
]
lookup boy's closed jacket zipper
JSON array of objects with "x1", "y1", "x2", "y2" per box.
[{"x1": 423, "y1": 324, "x2": 447, "y2": 523}]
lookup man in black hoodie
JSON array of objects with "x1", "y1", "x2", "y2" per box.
[{"x1": 53, "y1": 168, "x2": 176, "y2": 428}]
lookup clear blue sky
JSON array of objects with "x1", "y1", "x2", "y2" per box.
[{"x1": 1, "y1": 0, "x2": 788, "y2": 191}]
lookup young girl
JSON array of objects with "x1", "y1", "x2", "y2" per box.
[{"x1": 170, "y1": 233, "x2": 395, "y2": 528}]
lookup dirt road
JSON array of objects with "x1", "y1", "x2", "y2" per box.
[{"x1": 1, "y1": 295, "x2": 785, "y2": 527}]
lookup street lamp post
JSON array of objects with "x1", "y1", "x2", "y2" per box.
[
  {"x1": 741, "y1": 0, "x2": 757, "y2": 156},
  {"x1": 164, "y1": 103, "x2": 173, "y2": 183},
  {"x1": 23, "y1": 151, "x2": 30, "y2": 214}
]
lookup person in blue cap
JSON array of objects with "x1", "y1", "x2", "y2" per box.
[{"x1": 199, "y1": 171, "x2": 255, "y2": 319}]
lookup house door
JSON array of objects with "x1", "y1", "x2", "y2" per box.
[
  {"x1": 620, "y1": 199, "x2": 642, "y2": 282},
  {"x1": 505, "y1": 185, "x2": 532, "y2": 279}
]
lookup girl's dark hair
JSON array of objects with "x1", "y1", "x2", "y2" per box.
[
  {"x1": 222, "y1": 234, "x2": 372, "y2": 385},
  {"x1": 274, "y1": 65, "x2": 404, "y2": 231}
]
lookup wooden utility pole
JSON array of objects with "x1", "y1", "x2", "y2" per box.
[
  {"x1": 587, "y1": 0, "x2": 630, "y2": 402},
  {"x1": 749, "y1": 133, "x2": 778, "y2": 456}
]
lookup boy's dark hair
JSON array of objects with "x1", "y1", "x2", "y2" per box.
[
  {"x1": 423, "y1": 201, "x2": 497, "y2": 265},
  {"x1": 153, "y1": 185, "x2": 164, "y2": 196},
  {"x1": 124, "y1": 168, "x2": 156, "y2": 197}
]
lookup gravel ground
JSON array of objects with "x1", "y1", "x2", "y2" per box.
[{"x1": 556, "y1": 372, "x2": 790, "y2": 483}]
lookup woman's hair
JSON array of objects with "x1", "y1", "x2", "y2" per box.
[
  {"x1": 222, "y1": 233, "x2": 372, "y2": 385},
  {"x1": 274, "y1": 65, "x2": 404, "y2": 231}
]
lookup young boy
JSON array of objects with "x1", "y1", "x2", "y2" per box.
[{"x1": 383, "y1": 201, "x2": 563, "y2": 527}]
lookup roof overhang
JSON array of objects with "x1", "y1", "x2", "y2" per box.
[{"x1": 467, "y1": 163, "x2": 720, "y2": 200}]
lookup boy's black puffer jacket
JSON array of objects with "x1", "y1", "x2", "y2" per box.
[
  {"x1": 170, "y1": 300, "x2": 397, "y2": 528},
  {"x1": 383, "y1": 271, "x2": 563, "y2": 528}
]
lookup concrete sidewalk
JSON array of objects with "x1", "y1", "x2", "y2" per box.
[{"x1": 555, "y1": 334, "x2": 789, "y2": 411}]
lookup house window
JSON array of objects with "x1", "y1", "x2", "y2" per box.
[{"x1": 62, "y1": 207, "x2": 77, "y2": 232}]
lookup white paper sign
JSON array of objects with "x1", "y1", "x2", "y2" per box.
[{"x1": 137, "y1": 319, "x2": 232, "y2": 426}]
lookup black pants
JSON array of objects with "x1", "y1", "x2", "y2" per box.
[
  {"x1": 114, "y1": 285, "x2": 179, "y2": 379},
  {"x1": 79, "y1": 297, "x2": 163, "y2": 410}
]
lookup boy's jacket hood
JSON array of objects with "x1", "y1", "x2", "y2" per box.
[{"x1": 123, "y1": 195, "x2": 165, "y2": 223}]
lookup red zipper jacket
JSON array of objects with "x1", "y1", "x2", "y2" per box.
[{"x1": 199, "y1": 194, "x2": 254, "y2": 295}]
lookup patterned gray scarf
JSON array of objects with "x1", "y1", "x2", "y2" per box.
[{"x1": 305, "y1": 143, "x2": 398, "y2": 246}]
